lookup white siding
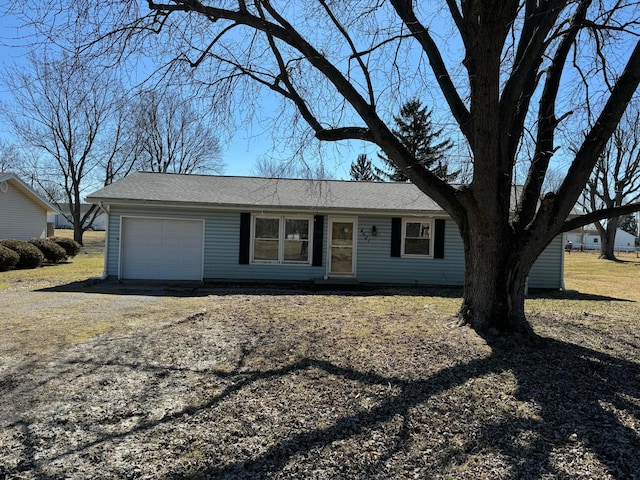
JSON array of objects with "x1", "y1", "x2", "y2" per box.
[{"x1": 0, "y1": 181, "x2": 48, "y2": 240}]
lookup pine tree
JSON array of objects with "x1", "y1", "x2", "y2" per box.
[
  {"x1": 376, "y1": 99, "x2": 456, "y2": 182},
  {"x1": 619, "y1": 214, "x2": 638, "y2": 237},
  {"x1": 349, "y1": 153, "x2": 380, "y2": 181}
]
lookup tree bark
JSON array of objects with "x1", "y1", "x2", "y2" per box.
[
  {"x1": 457, "y1": 215, "x2": 535, "y2": 335},
  {"x1": 597, "y1": 217, "x2": 619, "y2": 260}
]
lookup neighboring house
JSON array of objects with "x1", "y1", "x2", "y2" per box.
[
  {"x1": 0, "y1": 172, "x2": 59, "y2": 241},
  {"x1": 87, "y1": 172, "x2": 564, "y2": 288},
  {"x1": 566, "y1": 225, "x2": 637, "y2": 252},
  {"x1": 52, "y1": 203, "x2": 107, "y2": 231}
]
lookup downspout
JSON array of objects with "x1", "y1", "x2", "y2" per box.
[{"x1": 97, "y1": 202, "x2": 109, "y2": 280}]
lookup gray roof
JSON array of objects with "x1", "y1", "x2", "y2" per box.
[{"x1": 86, "y1": 172, "x2": 444, "y2": 214}]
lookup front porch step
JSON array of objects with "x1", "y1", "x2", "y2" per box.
[{"x1": 312, "y1": 277, "x2": 371, "y2": 291}]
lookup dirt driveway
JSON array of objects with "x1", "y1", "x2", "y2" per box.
[{"x1": 0, "y1": 281, "x2": 207, "y2": 358}]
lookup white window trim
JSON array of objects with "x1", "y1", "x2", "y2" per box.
[
  {"x1": 401, "y1": 218, "x2": 434, "y2": 258},
  {"x1": 251, "y1": 214, "x2": 313, "y2": 265}
]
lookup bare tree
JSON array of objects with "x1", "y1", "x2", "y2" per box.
[
  {"x1": 251, "y1": 156, "x2": 334, "y2": 180},
  {"x1": 129, "y1": 89, "x2": 224, "y2": 175},
  {"x1": 1, "y1": 52, "x2": 130, "y2": 244},
  {"x1": 21, "y1": 1, "x2": 640, "y2": 332},
  {"x1": 0, "y1": 141, "x2": 21, "y2": 174},
  {"x1": 579, "y1": 108, "x2": 640, "y2": 260}
]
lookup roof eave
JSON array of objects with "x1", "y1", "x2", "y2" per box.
[{"x1": 85, "y1": 197, "x2": 446, "y2": 217}]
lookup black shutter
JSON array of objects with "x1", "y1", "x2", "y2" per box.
[
  {"x1": 434, "y1": 219, "x2": 445, "y2": 259},
  {"x1": 391, "y1": 217, "x2": 402, "y2": 257},
  {"x1": 239, "y1": 212, "x2": 251, "y2": 264},
  {"x1": 312, "y1": 215, "x2": 324, "y2": 267}
]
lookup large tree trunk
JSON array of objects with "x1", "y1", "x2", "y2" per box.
[
  {"x1": 457, "y1": 215, "x2": 537, "y2": 335},
  {"x1": 597, "y1": 217, "x2": 619, "y2": 260}
]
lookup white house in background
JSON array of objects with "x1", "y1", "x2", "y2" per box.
[
  {"x1": 0, "y1": 172, "x2": 59, "y2": 240},
  {"x1": 566, "y1": 224, "x2": 637, "y2": 252},
  {"x1": 51, "y1": 204, "x2": 107, "y2": 231}
]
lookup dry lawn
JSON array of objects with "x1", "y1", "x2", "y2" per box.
[{"x1": 0, "y1": 242, "x2": 639, "y2": 479}]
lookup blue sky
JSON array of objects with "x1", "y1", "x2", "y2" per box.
[{"x1": 0, "y1": 9, "x2": 367, "y2": 179}]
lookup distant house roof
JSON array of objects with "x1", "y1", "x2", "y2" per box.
[
  {"x1": 0, "y1": 172, "x2": 59, "y2": 214},
  {"x1": 87, "y1": 172, "x2": 444, "y2": 215}
]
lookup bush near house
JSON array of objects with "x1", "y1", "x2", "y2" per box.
[
  {"x1": 50, "y1": 237, "x2": 81, "y2": 258},
  {"x1": 0, "y1": 239, "x2": 45, "y2": 269},
  {"x1": 0, "y1": 244, "x2": 20, "y2": 271},
  {"x1": 29, "y1": 238, "x2": 68, "y2": 263}
]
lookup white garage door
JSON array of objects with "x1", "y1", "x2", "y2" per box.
[{"x1": 121, "y1": 218, "x2": 204, "y2": 280}]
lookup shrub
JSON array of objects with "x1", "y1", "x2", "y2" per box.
[
  {"x1": 0, "y1": 239, "x2": 45, "y2": 269},
  {"x1": 0, "y1": 244, "x2": 20, "y2": 271},
  {"x1": 50, "y1": 237, "x2": 81, "y2": 258},
  {"x1": 29, "y1": 238, "x2": 68, "y2": 263}
]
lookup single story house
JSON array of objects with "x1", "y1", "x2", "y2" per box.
[
  {"x1": 0, "y1": 172, "x2": 59, "y2": 240},
  {"x1": 86, "y1": 172, "x2": 565, "y2": 289},
  {"x1": 49, "y1": 203, "x2": 108, "y2": 231},
  {"x1": 566, "y1": 225, "x2": 637, "y2": 252}
]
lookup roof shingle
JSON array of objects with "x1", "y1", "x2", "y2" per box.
[{"x1": 87, "y1": 172, "x2": 444, "y2": 214}]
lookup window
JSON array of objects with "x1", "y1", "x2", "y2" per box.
[
  {"x1": 402, "y1": 219, "x2": 433, "y2": 257},
  {"x1": 252, "y1": 215, "x2": 311, "y2": 264},
  {"x1": 254, "y1": 217, "x2": 280, "y2": 261}
]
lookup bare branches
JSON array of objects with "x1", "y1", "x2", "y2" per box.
[
  {"x1": 317, "y1": 0, "x2": 375, "y2": 107},
  {"x1": 390, "y1": 0, "x2": 473, "y2": 144},
  {"x1": 553, "y1": 38, "x2": 640, "y2": 227}
]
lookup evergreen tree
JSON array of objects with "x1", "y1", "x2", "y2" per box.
[
  {"x1": 349, "y1": 153, "x2": 380, "y2": 181},
  {"x1": 376, "y1": 99, "x2": 456, "y2": 182},
  {"x1": 619, "y1": 214, "x2": 638, "y2": 237}
]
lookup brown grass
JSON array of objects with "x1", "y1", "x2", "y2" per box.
[
  {"x1": 0, "y1": 238, "x2": 639, "y2": 479},
  {"x1": 0, "y1": 230, "x2": 105, "y2": 291}
]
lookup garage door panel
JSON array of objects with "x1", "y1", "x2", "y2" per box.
[{"x1": 121, "y1": 218, "x2": 204, "y2": 280}]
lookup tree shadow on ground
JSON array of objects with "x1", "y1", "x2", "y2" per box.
[
  {"x1": 2, "y1": 315, "x2": 638, "y2": 479},
  {"x1": 527, "y1": 289, "x2": 634, "y2": 302},
  {"x1": 36, "y1": 278, "x2": 465, "y2": 298},
  {"x1": 175, "y1": 334, "x2": 639, "y2": 479},
  {"x1": 36, "y1": 279, "x2": 632, "y2": 303}
]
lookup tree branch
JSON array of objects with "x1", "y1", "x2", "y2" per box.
[
  {"x1": 515, "y1": 1, "x2": 589, "y2": 231},
  {"x1": 552, "y1": 39, "x2": 640, "y2": 227},
  {"x1": 389, "y1": 0, "x2": 473, "y2": 144},
  {"x1": 560, "y1": 202, "x2": 640, "y2": 232}
]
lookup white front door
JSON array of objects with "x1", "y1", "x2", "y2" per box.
[{"x1": 328, "y1": 217, "x2": 357, "y2": 277}]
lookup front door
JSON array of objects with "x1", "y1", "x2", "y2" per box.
[{"x1": 328, "y1": 217, "x2": 356, "y2": 276}]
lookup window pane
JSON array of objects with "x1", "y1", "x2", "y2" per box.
[
  {"x1": 332, "y1": 222, "x2": 353, "y2": 246},
  {"x1": 255, "y1": 218, "x2": 279, "y2": 239},
  {"x1": 405, "y1": 222, "x2": 430, "y2": 239},
  {"x1": 285, "y1": 219, "x2": 309, "y2": 240},
  {"x1": 330, "y1": 246, "x2": 352, "y2": 273},
  {"x1": 405, "y1": 238, "x2": 430, "y2": 256},
  {"x1": 284, "y1": 240, "x2": 309, "y2": 262},
  {"x1": 405, "y1": 222, "x2": 421, "y2": 238},
  {"x1": 254, "y1": 239, "x2": 279, "y2": 260}
]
